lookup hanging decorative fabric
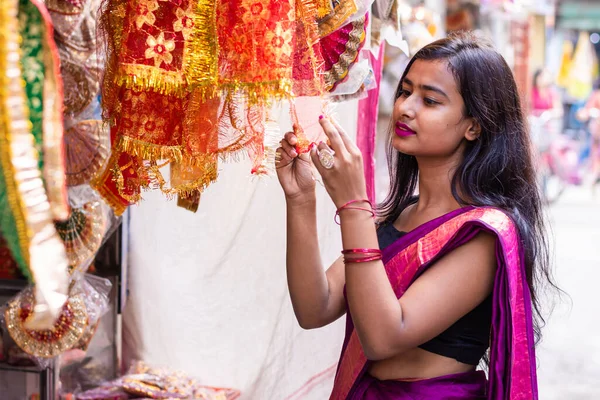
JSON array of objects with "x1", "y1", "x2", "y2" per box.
[
  {"x1": 0, "y1": 0, "x2": 69, "y2": 328},
  {"x1": 54, "y1": 201, "x2": 107, "y2": 274},
  {"x1": 321, "y1": 14, "x2": 368, "y2": 91},
  {"x1": 93, "y1": 0, "x2": 374, "y2": 215},
  {"x1": 64, "y1": 120, "x2": 109, "y2": 187},
  {"x1": 94, "y1": 0, "x2": 324, "y2": 214},
  {"x1": 318, "y1": 0, "x2": 358, "y2": 37},
  {"x1": 19, "y1": 0, "x2": 70, "y2": 221}
]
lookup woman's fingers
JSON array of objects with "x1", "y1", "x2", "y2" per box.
[
  {"x1": 281, "y1": 138, "x2": 298, "y2": 158},
  {"x1": 275, "y1": 147, "x2": 293, "y2": 169},
  {"x1": 330, "y1": 118, "x2": 359, "y2": 155},
  {"x1": 284, "y1": 131, "x2": 298, "y2": 146},
  {"x1": 319, "y1": 116, "x2": 346, "y2": 154}
]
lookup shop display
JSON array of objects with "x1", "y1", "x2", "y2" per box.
[{"x1": 0, "y1": 0, "x2": 387, "y2": 398}]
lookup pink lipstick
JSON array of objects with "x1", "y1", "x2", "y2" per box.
[{"x1": 395, "y1": 122, "x2": 416, "y2": 137}]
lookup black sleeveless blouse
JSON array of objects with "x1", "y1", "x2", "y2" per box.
[{"x1": 377, "y1": 222, "x2": 492, "y2": 366}]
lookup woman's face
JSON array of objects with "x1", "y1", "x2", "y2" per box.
[
  {"x1": 536, "y1": 69, "x2": 551, "y2": 88},
  {"x1": 391, "y1": 59, "x2": 480, "y2": 160}
]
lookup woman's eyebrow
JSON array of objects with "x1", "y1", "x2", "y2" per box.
[{"x1": 403, "y1": 78, "x2": 450, "y2": 100}]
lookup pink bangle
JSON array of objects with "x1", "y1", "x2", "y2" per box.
[
  {"x1": 337, "y1": 199, "x2": 373, "y2": 211},
  {"x1": 335, "y1": 199, "x2": 375, "y2": 225},
  {"x1": 343, "y1": 255, "x2": 383, "y2": 264},
  {"x1": 341, "y1": 248, "x2": 381, "y2": 255}
]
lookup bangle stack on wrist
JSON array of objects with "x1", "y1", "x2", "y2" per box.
[{"x1": 341, "y1": 248, "x2": 382, "y2": 264}]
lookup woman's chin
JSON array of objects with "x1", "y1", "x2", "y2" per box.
[{"x1": 391, "y1": 140, "x2": 416, "y2": 156}]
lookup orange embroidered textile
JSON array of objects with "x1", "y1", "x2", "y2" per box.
[
  {"x1": 94, "y1": 0, "x2": 371, "y2": 214},
  {"x1": 94, "y1": 0, "x2": 326, "y2": 214}
]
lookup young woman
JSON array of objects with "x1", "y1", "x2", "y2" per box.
[
  {"x1": 276, "y1": 32, "x2": 551, "y2": 399},
  {"x1": 531, "y1": 68, "x2": 563, "y2": 118}
]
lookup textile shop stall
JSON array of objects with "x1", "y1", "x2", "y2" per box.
[{"x1": 0, "y1": 0, "x2": 401, "y2": 398}]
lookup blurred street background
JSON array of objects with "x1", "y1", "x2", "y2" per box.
[{"x1": 538, "y1": 187, "x2": 600, "y2": 399}]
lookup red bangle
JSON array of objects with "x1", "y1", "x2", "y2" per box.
[
  {"x1": 341, "y1": 248, "x2": 381, "y2": 255},
  {"x1": 337, "y1": 199, "x2": 373, "y2": 211},
  {"x1": 335, "y1": 199, "x2": 375, "y2": 225},
  {"x1": 343, "y1": 255, "x2": 383, "y2": 264}
]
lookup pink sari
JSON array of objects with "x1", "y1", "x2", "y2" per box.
[{"x1": 330, "y1": 206, "x2": 538, "y2": 400}]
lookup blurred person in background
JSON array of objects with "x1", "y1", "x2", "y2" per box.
[
  {"x1": 529, "y1": 68, "x2": 564, "y2": 166},
  {"x1": 531, "y1": 68, "x2": 563, "y2": 119},
  {"x1": 577, "y1": 78, "x2": 600, "y2": 188}
]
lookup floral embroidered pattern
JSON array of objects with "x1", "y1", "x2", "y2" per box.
[
  {"x1": 264, "y1": 23, "x2": 293, "y2": 65},
  {"x1": 135, "y1": 0, "x2": 159, "y2": 29},
  {"x1": 173, "y1": 6, "x2": 194, "y2": 40},
  {"x1": 145, "y1": 32, "x2": 176, "y2": 67},
  {"x1": 96, "y1": 0, "x2": 338, "y2": 213},
  {"x1": 242, "y1": 0, "x2": 272, "y2": 23}
]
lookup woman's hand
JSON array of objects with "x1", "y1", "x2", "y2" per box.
[
  {"x1": 276, "y1": 131, "x2": 316, "y2": 203},
  {"x1": 310, "y1": 117, "x2": 368, "y2": 208}
]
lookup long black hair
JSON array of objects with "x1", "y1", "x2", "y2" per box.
[{"x1": 379, "y1": 31, "x2": 555, "y2": 345}]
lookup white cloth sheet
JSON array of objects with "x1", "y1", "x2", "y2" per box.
[{"x1": 123, "y1": 100, "x2": 359, "y2": 399}]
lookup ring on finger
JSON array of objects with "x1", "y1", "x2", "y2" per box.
[{"x1": 318, "y1": 148, "x2": 335, "y2": 169}]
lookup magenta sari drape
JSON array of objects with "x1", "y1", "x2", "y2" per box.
[{"x1": 330, "y1": 207, "x2": 538, "y2": 400}]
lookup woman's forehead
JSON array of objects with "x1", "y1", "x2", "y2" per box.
[{"x1": 404, "y1": 59, "x2": 459, "y2": 94}]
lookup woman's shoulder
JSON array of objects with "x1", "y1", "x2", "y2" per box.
[{"x1": 457, "y1": 206, "x2": 517, "y2": 236}]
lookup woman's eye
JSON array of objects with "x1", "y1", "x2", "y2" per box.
[
  {"x1": 400, "y1": 89, "x2": 411, "y2": 97},
  {"x1": 424, "y1": 98, "x2": 438, "y2": 106}
]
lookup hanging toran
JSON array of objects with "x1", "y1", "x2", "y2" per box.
[
  {"x1": 0, "y1": 0, "x2": 70, "y2": 329},
  {"x1": 94, "y1": 0, "x2": 368, "y2": 215}
]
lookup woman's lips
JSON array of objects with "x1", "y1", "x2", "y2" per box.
[{"x1": 395, "y1": 122, "x2": 416, "y2": 137}]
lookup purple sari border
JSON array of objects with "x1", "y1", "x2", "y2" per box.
[{"x1": 381, "y1": 205, "x2": 475, "y2": 264}]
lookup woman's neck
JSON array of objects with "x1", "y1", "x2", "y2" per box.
[{"x1": 415, "y1": 157, "x2": 462, "y2": 213}]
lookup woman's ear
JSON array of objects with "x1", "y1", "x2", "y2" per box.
[{"x1": 465, "y1": 119, "x2": 482, "y2": 141}]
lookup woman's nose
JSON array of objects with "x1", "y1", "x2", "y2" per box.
[{"x1": 395, "y1": 97, "x2": 415, "y2": 120}]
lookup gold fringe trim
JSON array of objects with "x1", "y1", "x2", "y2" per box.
[
  {"x1": 115, "y1": 64, "x2": 189, "y2": 97},
  {"x1": 89, "y1": 152, "x2": 128, "y2": 216},
  {"x1": 183, "y1": 0, "x2": 218, "y2": 87},
  {"x1": 113, "y1": 66, "x2": 293, "y2": 104},
  {"x1": 115, "y1": 135, "x2": 184, "y2": 163},
  {"x1": 165, "y1": 165, "x2": 218, "y2": 198},
  {"x1": 318, "y1": 0, "x2": 358, "y2": 38}
]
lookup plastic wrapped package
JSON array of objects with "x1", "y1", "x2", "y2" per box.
[{"x1": 0, "y1": 275, "x2": 112, "y2": 368}]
